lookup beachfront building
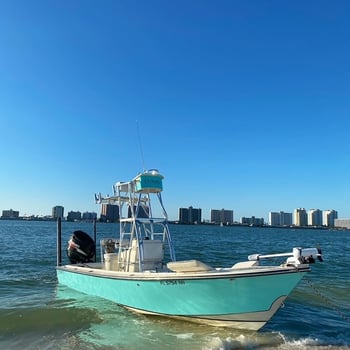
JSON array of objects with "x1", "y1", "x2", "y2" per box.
[
  {"x1": 241, "y1": 216, "x2": 264, "y2": 226},
  {"x1": 294, "y1": 208, "x2": 308, "y2": 226},
  {"x1": 67, "y1": 211, "x2": 82, "y2": 222},
  {"x1": 210, "y1": 209, "x2": 234, "y2": 225},
  {"x1": 323, "y1": 210, "x2": 338, "y2": 227},
  {"x1": 179, "y1": 206, "x2": 202, "y2": 224},
  {"x1": 308, "y1": 209, "x2": 323, "y2": 226},
  {"x1": 1, "y1": 209, "x2": 19, "y2": 219},
  {"x1": 269, "y1": 211, "x2": 293, "y2": 226},
  {"x1": 100, "y1": 204, "x2": 119, "y2": 222},
  {"x1": 269, "y1": 212, "x2": 279, "y2": 226},
  {"x1": 82, "y1": 212, "x2": 98, "y2": 221},
  {"x1": 127, "y1": 205, "x2": 150, "y2": 219},
  {"x1": 52, "y1": 206, "x2": 64, "y2": 219},
  {"x1": 334, "y1": 218, "x2": 350, "y2": 229}
]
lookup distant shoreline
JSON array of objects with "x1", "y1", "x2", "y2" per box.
[{"x1": 1, "y1": 217, "x2": 348, "y2": 231}]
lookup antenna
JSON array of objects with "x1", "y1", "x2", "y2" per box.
[{"x1": 136, "y1": 120, "x2": 146, "y2": 171}]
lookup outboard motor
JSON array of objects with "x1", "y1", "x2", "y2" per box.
[{"x1": 67, "y1": 230, "x2": 96, "y2": 264}]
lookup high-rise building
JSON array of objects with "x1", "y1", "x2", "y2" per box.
[
  {"x1": 308, "y1": 209, "x2": 323, "y2": 226},
  {"x1": 323, "y1": 210, "x2": 338, "y2": 227},
  {"x1": 241, "y1": 216, "x2": 264, "y2": 226},
  {"x1": 52, "y1": 206, "x2": 64, "y2": 219},
  {"x1": 128, "y1": 205, "x2": 149, "y2": 218},
  {"x1": 179, "y1": 207, "x2": 189, "y2": 224},
  {"x1": 294, "y1": 208, "x2": 307, "y2": 226},
  {"x1": 269, "y1": 212, "x2": 280, "y2": 226},
  {"x1": 67, "y1": 211, "x2": 82, "y2": 222},
  {"x1": 210, "y1": 209, "x2": 234, "y2": 225},
  {"x1": 100, "y1": 204, "x2": 119, "y2": 222},
  {"x1": 1, "y1": 209, "x2": 19, "y2": 219},
  {"x1": 178, "y1": 206, "x2": 202, "y2": 224},
  {"x1": 280, "y1": 212, "x2": 293, "y2": 226},
  {"x1": 82, "y1": 212, "x2": 98, "y2": 221},
  {"x1": 269, "y1": 211, "x2": 292, "y2": 226}
]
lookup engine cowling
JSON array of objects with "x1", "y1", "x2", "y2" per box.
[{"x1": 67, "y1": 230, "x2": 96, "y2": 264}]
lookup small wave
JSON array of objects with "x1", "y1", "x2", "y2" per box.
[
  {"x1": 202, "y1": 333, "x2": 284, "y2": 350},
  {"x1": 201, "y1": 332, "x2": 350, "y2": 350},
  {"x1": 276, "y1": 333, "x2": 350, "y2": 350},
  {"x1": 276, "y1": 340, "x2": 349, "y2": 350}
]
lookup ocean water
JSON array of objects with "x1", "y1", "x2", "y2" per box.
[{"x1": 0, "y1": 220, "x2": 349, "y2": 349}]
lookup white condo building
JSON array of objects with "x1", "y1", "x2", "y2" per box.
[
  {"x1": 269, "y1": 211, "x2": 293, "y2": 226},
  {"x1": 308, "y1": 209, "x2": 323, "y2": 226},
  {"x1": 323, "y1": 210, "x2": 338, "y2": 227},
  {"x1": 294, "y1": 208, "x2": 308, "y2": 226}
]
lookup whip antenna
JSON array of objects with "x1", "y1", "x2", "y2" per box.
[{"x1": 136, "y1": 120, "x2": 146, "y2": 171}]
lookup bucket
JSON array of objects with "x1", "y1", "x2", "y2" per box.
[{"x1": 104, "y1": 253, "x2": 119, "y2": 271}]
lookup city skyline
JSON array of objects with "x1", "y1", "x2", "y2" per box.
[
  {"x1": 1, "y1": 204, "x2": 340, "y2": 227},
  {"x1": 1, "y1": 2, "x2": 350, "y2": 221}
]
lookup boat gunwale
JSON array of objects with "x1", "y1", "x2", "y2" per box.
[{"x1": 56, "y1": 263, "x2": 310, "y2": 281}]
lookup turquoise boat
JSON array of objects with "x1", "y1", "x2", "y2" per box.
[{"x1": 56, "y1": 169, "x2": 322, "y2": 330}]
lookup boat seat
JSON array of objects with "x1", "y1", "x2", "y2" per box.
[
  {"x1": 167, "y1": 259, "x2": 213, "y2": 273},
  {"x1": 141, "y1": 239, "x2": 164, "y2": 262},
  {"x1": 127, "y1": 239, "x2": 164, "y2": 272}
]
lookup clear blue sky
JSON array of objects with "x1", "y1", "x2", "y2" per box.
[{"x1": 1, "y1": 0, "x2": 349, "y2": 221}]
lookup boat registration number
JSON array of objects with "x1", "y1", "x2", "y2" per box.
[{"x1": 160, "y1": 280, "x2": 185, "y2": 285}]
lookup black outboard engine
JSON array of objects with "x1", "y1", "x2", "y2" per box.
[{"x1": 67, "y1": 230, "x2": 96, "y2": 264}]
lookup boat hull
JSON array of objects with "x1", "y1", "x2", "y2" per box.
[{"x1": 56, "y1": 265, "x2": 308, "y2": 330}]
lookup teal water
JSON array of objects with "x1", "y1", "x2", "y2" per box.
[{"x1": 0, "y1": 220, "x2": 349, "y2": 349}]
